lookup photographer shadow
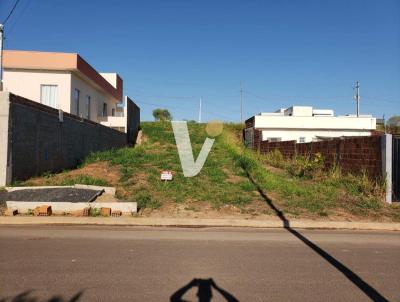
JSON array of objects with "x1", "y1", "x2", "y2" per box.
[{"x1": 170, "y1": 278, "x2": 239, "y2": 302}]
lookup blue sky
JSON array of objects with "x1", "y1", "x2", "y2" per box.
[{"x1": 1, "y1": 0, "x2": 399, "y2": 121}]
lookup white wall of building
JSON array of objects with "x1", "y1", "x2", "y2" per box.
[
  {"x1": 3, "y1": 69, "x2": 71, "y2": 112},
  {"x1": 252, "y1": 106, "x2": 376, "y2": 143},
  {"x1": 254, "y1": 115, "x2": 376, "y2": 131},
  {"x1": 261, "y1": 129, "x2": 373, "y2": 143},
  {"x1": 3, "y1": 69, "x2": 119, "y2": 123},
  {"x1": 70, "y1": 73, "x2": 118, "y2": 122}
]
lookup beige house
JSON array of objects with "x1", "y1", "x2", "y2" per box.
[{"x1": 2, "y1": 50, "x2": 129, "y2": 130}]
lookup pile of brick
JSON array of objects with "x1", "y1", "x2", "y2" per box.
[
  {"x1": 4, "y1": 208, "x2": 18, "y2": 216},
  {"x1": 111, "y1": 210, "x2": 122, "y2": 217},
  {"x1": 100, "y1": 207, "x2": 111, "y2": 217},
  {"x1": 34, "y1": 205, "x2": 52, "y2": 216},
  {"x1": 73, "y1": 207, "x2": 91, "y2": 217}
]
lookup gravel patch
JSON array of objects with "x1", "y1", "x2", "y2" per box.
[{"x1": 0, "y1": 188, "x2": 103, "y2": 203}]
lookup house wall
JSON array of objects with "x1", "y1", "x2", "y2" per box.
[
  {"x1": 261, "y1": 129, "x2": 373, "y2": 143},
  {"x1": 0, "y1": 92, "x2": 127, "y2": 185},
  {"x1": 250, "y1": 114, "x2": 376, "y2": 143},
  {"x1": 254, "y1": 115, "x2": 376, "y2": 130},
  {"x1": 3, "y1": 69, "x2": 72, "y2": 112},
  {"x1": 3, "y1": 69, "x2": 120, "y2": 123},
  {"x1": 70, "y1": 73, "x2": 119, "y2": 122}
]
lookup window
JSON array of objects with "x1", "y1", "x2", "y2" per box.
[
  {"x1": 299, "y1": 137, "x2": 306, "y2": 143},
  {"x1": 267, "y1": 137, "x2": 282, "y2": 142},
  {"x1": 85, "y1": 95, "x2": 91, "y2": 120},
  {"x1": 40, "y1": 85, "x2": 58, "y2": 109},
  {"x1": 112, "y1": 108, "x2": 115, "y2": 117},
  {"x1": 102, "y1": 103, "x2": 108, "y2": 117},
  {"x1": 72, "y1": 89, "x2": 80, "y2": 116}
]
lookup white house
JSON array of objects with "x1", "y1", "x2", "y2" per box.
[
  {"x1": 245, "y1": 106, "x2": 376, "y2": 144},
  {"x1": 2, "y1": 50, "x2": 138, "y2": 134}
]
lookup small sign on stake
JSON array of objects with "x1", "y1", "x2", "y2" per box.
[{"x1": 160, "y1": 170, "x2": 173, "y2": 182}]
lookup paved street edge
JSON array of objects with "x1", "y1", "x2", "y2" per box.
[{"x1": 0, "y1": 216, "x2": 400, "y2": 231}]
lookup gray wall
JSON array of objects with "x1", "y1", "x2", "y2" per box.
[
  {"x1": 126, "y1": 96, "x2": 140, "y2": 144},
  {"x1": 0, "y1": 92, "x2": 127, "y2": 184}
]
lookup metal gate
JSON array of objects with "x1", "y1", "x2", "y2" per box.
[{"x1": 393, "y1": 137, "x2": 400, "y2": 202}]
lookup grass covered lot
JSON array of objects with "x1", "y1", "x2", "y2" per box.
[{"x1": 25, "y1": 121, "x2": 400, "y2": 221}]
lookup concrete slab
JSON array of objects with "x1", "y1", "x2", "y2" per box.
[
  {"x1": 91, "y1": 202, "x2": 137, "y2": 214},
  {"x1": 0, "y1": 188, "x2": 102, "y2": 203},
  {"x1": 6, "y1": 184, "x2": 116, "y2": 196},
  {"x1": 6, "y1": 201, "x2": 137, "y2": 214},
  {"x1": 74, "y1": 184, "x2": 115, "y2": 195},
  {"x1": 5, "y1": 186, "x2": 74, "y2": 192}
]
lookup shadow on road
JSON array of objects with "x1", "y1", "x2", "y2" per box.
[
  {"x1": 243, "y1": 167, "x2": 389, "y2": 302},
  {"x1": 0, "y1": 290, "x2": 83, "y2": 302},
  {"x1": 170, "y1": 278, "x2": 239, "y2": 302}
]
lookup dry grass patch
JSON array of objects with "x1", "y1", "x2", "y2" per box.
[{"x1": 24, "y1": 162, "x2": 120, "y2": 187}]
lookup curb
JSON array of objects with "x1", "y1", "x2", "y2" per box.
[{"x1": 0, "y1": 217, "x2": 399, "y2": 231}]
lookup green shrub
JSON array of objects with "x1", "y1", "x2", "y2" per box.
[
  {"x1": 263, "y1": 149, "x2": 287, "y2": 169},
  {"x1": 134, "y1": 191, "x2": 161, "y2": 209},
  {"x1": 287, "y1": 153, "x2": 324, "y2": 178},
  {"x1": 355, "y1": 197, "x2": 382, "y2": 211},
  {"x1": 90, "y1": 208, "x2": 101, "y2": 217}
]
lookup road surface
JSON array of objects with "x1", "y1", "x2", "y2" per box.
[{"x1": 0, "y1": 226, "x2": 399, "y2": 301}]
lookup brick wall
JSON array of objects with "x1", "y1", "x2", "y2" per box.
[
  {"x1": 259, "y1": 140, "x2": 297, "y2": 158},
  {"x1": 249, "y1": 126, "x2": 383, "y2": 178},
  {"x1": 1, "y1": 93, "x2": 128, "y2": 184}
]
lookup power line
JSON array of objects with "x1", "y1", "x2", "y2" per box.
[
  {"x1": 245, "y1": 90, "x2": 350, "y2": 101},
  {"x1": 4, "y1": 0, "x2": 31, "y2": 41},
  {"x1": 3, "y1": 0, "x2": 21, "y2": 25},
  {"x1": 133, "y1": 93, "x2": 196, "y2": 99}
]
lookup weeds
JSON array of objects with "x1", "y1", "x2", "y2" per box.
[
  {"x1": 59, "y1": 175, "x2": 110, "y2": 186},
  {"x1": 134, "y1": 191, "x2": 161, "y2": 210},
  {"x1": 90, "y1": 208, "x2": 101, "y2": 217},
  {"x1": 21, "y1": 121, "x2": 398, "y2": 221},
  {"x1": 287, "y1": 153, "x2": 324, "y2": 178},
  {"x1": 262, "y1": 149, "x2": 287, "y2": 169}
]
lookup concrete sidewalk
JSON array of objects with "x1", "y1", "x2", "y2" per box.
[{"x1": 0, "y1": 216, "x2": 399, "y2": 231}]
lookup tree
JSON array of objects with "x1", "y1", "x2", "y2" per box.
[
  {"x1": 386, "y1": 115, "x2": 400, "y2": 134},
  {"x1": 387, "y1": 116, "x2": 400, "y2": 127},
  {"x1": 152, "y1": 108, "x2": 172, "y2": 121}
]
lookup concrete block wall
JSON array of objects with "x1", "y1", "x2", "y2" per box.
[
  {"x1": 0, "y1": 92, "x2": 127, "y2": 185},
  {"x1": 246, "y1": 123, "x2": 384, "y2": 178},
  {"x1": 126, "y1": 97, "x2": 140, "y2": 145}
]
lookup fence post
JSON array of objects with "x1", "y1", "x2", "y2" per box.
[
  {"x1": 381, "y1": 134, "x2": 392, "y2": 204},
  {"x1": 335, "y1": 139, "x2": 342, "y2": 168},
  {"x1": 0, "y1": 92, "x2": 11, "y2": 185}
]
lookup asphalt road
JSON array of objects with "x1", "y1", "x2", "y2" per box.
[{"x1": 0, "y1": 226, "x2": 399, "y2": 302}]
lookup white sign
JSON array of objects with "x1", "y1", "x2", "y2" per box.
[{"x1": 160, "y1": 170, "x2": 173, "y2": 181}]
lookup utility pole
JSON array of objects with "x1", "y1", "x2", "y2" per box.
[
  {"x1": 0, "y1": 24, "x2": 4, "y2": 91},
  {"x1": 354, "y1": 81, "x2": 360, "y2": 117},
  {"x1": 240, "y1": 81, "x2": 244, "y2": 124},
  {"x1": 198, "y1": 97, "x2": 202, "y2": 123}
]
